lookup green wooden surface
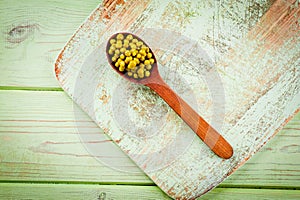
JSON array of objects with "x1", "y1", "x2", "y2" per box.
[
  {"x1": 0, "y1": 183, "x2": 299, "y2": 200},
  {"x1": 0, "y1": 0, "x2": 99, "y2": 88},
  {"x1": 0, "y1": 0, "x2": 299, "y2": 199}
]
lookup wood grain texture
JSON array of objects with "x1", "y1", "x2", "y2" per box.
[
  {"x1": 0, "y1": 0, "x2": 99, "y2": 87},
  {"x1": 0, "y1": 90, "x2": 150, "y2": 184},
  {"x1": 54, "y1": 0, "x2": 300, "y2": 198},
  {"x1": 0, "y1": 90, "x2": 299, "y2": 189},
  {"x1": 203, "y1": 188, "x2": 300, "y2": 200},
  {"x1": 0, "y1": 183, "x2": 300, "y2": 200},
  {"x1": 0, "y1": 183, "x2": 170, "y2": 200}
]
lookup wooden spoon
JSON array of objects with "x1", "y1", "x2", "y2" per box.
[{"x1": 106, "y1": 32, "x2": 233, "y2": 159}]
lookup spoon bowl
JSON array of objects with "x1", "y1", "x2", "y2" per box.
[
  {"x1": 106, "y1": 32, "x2": 233, "y2": 159},
  {"x1": 106, "y1": 32, "x2": 160, "y2": 85}
]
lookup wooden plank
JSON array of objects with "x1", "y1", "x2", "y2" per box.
[
  {"x1": 0, "y1": 90, "x2": 151, "y2": 184},
  {"x1": 0, "y1": 183, "x2": 170, "y2": 200},
  {"x1": 203, "y1": 188, "x2": 300, "y2": 200},
  {"x1": 0, "y1": 0, "x2": 274, "y2": 88},
  {"x1": 0, "y1": 183, "x2": 299, "y2": 200},
  {"x1": 225, "y1": 125, "x2": 300, "y2": 188},
  {"x1": 0, "y1": 90, "x2": 299, "y2": 189},
  {"x1": 0, "y1": 0, "x2": 99, "y2": 87}
]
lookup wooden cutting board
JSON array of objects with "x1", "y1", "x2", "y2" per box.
[{"x1": 55, "y1": 0, "x2": 300, "y2": 199}]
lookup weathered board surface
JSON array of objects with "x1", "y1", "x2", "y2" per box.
[
  {"x1": 1, "y1": 0, "x2": 300, "y2": 199},
  {"x1": 55, "y1": 0, "x2": 300, "y2": 199}
]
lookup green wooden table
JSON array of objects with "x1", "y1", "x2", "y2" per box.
[{"x1": 0, "y1": 1, "x2": 299, "y2": 199}]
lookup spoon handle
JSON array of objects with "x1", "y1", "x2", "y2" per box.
[{"x1": 146, "y1": 78, "x2": 233, "y2": 159}]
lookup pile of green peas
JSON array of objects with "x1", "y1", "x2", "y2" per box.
[{"x1": 107, "y1": 33, "x2": 155, "y2": 79}]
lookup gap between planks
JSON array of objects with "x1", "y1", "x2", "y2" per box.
[
  {"x1": 0, "y1": 179, "x2": 155, "y2": 186},
  {"x1": 0, "y1": 86, "x2": 63, "y2": 91},
  {"x1": 0, "y1": 180, "x2": 299, "y2": 191}
]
